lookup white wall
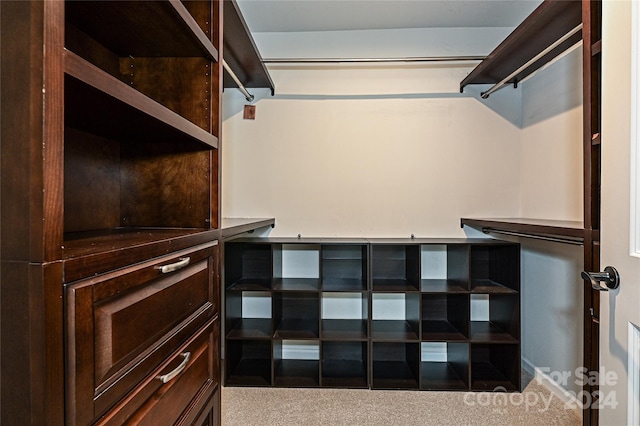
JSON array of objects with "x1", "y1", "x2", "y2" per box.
[
  {"x1": 518, "y1": 46, "x2": 584, "y2": 397},
  {"x1": 222, "y1": 26, "x2": 585, "y2": 397},
  {"x1": 222, "y1": 28, "x2": 522, "y2": 237}
]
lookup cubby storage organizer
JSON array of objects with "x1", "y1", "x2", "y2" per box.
[{"x1": 224, "y1": 238, "x2": 520, "y2": 392}]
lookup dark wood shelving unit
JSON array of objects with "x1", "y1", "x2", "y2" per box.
[
  {"x1": 223, "y1": 0, "x2": 275, "y2": 94},
  {"x1": 2, "y1": 0, "x2": 233, "y2": 423},
  {"x1": 223, "y1": 238, "x2": 520, "y2": 391},
  {"x1": 459, "y1": 0, "x2": 582, "y2": 93}
]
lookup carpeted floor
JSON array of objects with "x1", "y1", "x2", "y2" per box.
[{"x1": 221, "y1": 375, "x2": 581, "y2": 426}]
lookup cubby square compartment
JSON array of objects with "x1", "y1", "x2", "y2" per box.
[
  {"x1": 273, "y1": 292, "x2": 319, "y2": 339},
  {"x1": 420, "y1": 244, "x2": 469, "y2": 293},
  {"x1": 371, "y1": 244, "x2": 420, "y2": 291},
  {"x1": 274, "y1": 340, "x2": 320, "y2": 387},
  {"x1": 372, "y1": 342, "x2": 420, "y2": 389},
  {"x1": 420, "y1": 342, "x2": 469, "y2": 390},
  {"x1": 272, "y1": 244, "x2": 321, "y2": 291},
  {"x1": 226, "y1": 340, "x2": 272, "y2": 386},
  {"x1": 470, "y1": 344, "x2": 520, "y2": 391},
  {"x1": 225, "y1": 243, "x2": 273, "y2": 290},
  {"x1": 470, "y1": 294, "x2": 519, "y2": 343},
  {"x1": 321, "y1": 341, "x2": 368, "y2": 388},
  {"x1": 470, "y1": 244, "x2": 519, "y2": 293},
  {"x1": 371, "y1": 293, "x2": 420, "y2": 341},
  {"x1": 421, "y1": 294, "x2": 469, "y2": 341},
  {"x1": 321, "y1": 244, "x2": 368, "y2": 291},
  {"x1": 225, "y1": 291, "x2": 272, "y2": 339},
  {"x1": 321, "y1": 292, "x2": 368, "y2": 340}
]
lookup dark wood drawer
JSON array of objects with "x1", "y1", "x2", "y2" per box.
[
  {"x1": 97, "y1": 318, "x2": 220, "y2": 425},
  {"x1": 65, "y1": 242, "x2": 218, "y2": 425}
]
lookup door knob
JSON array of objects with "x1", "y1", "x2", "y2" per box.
[{"x1": 581, "y1": 266, "x2": 620, "y2": 291}]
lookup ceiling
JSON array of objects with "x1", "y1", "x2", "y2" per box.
[{"x1": 235, "y1": 0, "x2": 543, "y2": 33}]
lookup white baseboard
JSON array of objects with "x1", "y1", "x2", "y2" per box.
[{"x1": 522, "y1": 357, "x2": 582, "y2": 420}]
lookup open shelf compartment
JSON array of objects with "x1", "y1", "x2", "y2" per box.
[
  {"x1": 273, "y1": 292, "x2": 320, "y2": 339},
  {"x1": 371, "y1": 244, "x2": 420, "y2": 291},
  {"x1": 371, "y1": 293, "x2": 420, "y2": 341},
  {"x1": 274, "y1": 340, "x2": 320, "y2": 387},
  {"x1": 470, "y1": 294, "x2": 519, "y2": 343},
  {"x1": 226, "y1": 339, "x2": 272, "y2": 386},
  {"x1": 470, "y1": 344, "x2": 520, "y2": 391},
  {"x1": 321, "y1": 292, "x2": 368, "y2": 340},
  {"x1": 420, "y1": 342, "x2": 469, "y2": 391},
  {"x1": 321, "y1": 341, "x2": 368, "y2": 388},
  {"x1": 321, "y1": 244, "x2": 368, "y2": 291},
  {"x1": 225, "y1": 242, "x2": 273, "y2": 291},
  {"x1": 226, "y1": 291, "x2": 272, "y2": 340},
  {"x1": 421, "y1": 294, "x2": 469, "y2": 341},
  {"x1": 372, "y1": 342, "x2": 420, "y2": 389},
  {"x1": 470, "y1": 244, "x2": 520, "y2": 293}
]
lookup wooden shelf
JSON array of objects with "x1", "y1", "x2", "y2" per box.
[
  {"x1": 66, "y1": 0, "x2": 218, "y2": 61},
  {"x1": 471, "y1": 279, "x2": 518, "y2": 294},
  {"x1": 223, "y1": 0, "x2": 275, "y2": 94},
  {"x1": 226, "y1": 319, "x2": 272, "y2": 340},
  {"x1": 470, "y1": 321, "x2": 519, "y2": 343},
  {"x1": 460, "y1": 0, "x2": 582, "y2": 93},
  {"x1": 321, "y1": 278, "x2": 367, "y2": 291},
  {"x1": 371, "y1": 320, "x2": 420, "y2": 341},
  {"x1": 461, "y1": 217, "x2": 584, "y2": 244},
  {"x1": 321, "y1": 319, "x2": 367, "y2": 340},
  {"x1": 372, "y1": 359, "x2": 419, "y2": 390},
  {"x1": 65, "y1": 51, "x2": 218, "y2": 149},
  {"x1": 272, "y1": 278, "x2": 320, "y2": 292},
  {"x1": 420, "y1": 279, "x2": 468, "y2": 293},
  {"x1": 274, "y1": 319, "x2": 319, "y2": 339},
  {"x1": 274, "y1": 360, "x2": 319, "y2": 387},
  {"x1": 321, "y1": 359, "x2": 368, "y2": 388},
  {"x1": 421, "y1": 362, "x2": 468, "y2": 391},
  {"x1": 220, "y1": 217, "x2": 275, "y2": 239},
  {"x1": 421, "y1": 320, "x2": 467, "y2": 341}
]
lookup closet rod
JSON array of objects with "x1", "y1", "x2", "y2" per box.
[
  {"x1": 262, "y1": 56, "x2": 486, "y2": 64},
  {"x1": 223, "y1": 59, "x2": 255, "y2": 102},
  {"x1": 482, "y1": 228, "x2": 584, "y2": 246},
  {"x1": 480, "y1": 23, "x2": 583, "y2": 99}
]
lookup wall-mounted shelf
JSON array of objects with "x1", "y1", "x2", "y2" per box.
[
  {"x1": 223, "y1": 0, "x2": 275, "y2": 95},
  {"x1": 461, "y1": 217, "x2": 584, "y2": 245},
  {"x1": 459, "y1": 0, "x2": 582, "y2": 95},
  {"x1": 220, "y1": 217, "x2": 276, "y2": 240}
]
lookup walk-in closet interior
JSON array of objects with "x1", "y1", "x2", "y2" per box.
[{"x1": 0, "y1": 0, "x2": 616, "y2": 425}]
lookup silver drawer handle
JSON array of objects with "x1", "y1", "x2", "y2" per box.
[
  {"x1": 156, "y1": 352, "x2": 191, "y2": 384},
  {"x1": 156, "y1": 257, "x2": 190, "y2": 274}
]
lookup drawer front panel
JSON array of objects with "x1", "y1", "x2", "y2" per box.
[
  {"x1": 98, "y1": 318, "x2": 219, "y2": 426},
  {"x1": 66, "y1": 242, "x2": 218, "y2": 425},
  {"x1": 94, "y1": 259, "x2": 209, "y2": 384}
]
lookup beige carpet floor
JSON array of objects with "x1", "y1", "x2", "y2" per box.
[{"x1": 221, "y1": 376, "x2": 581, "y2": 426}]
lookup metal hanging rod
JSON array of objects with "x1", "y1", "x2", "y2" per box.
[
  {"x1": 262, "y1": 56, "x2": 486, "y2": 64},
  {"x1": 482, "y1": 228, "x2": 584, "y2": 246},
  {"x1": 481, "y1": 23, "x2": 583, "y2": 99},
  {"x1": 222, "y1": 59, "x2": 255, "y2": 102}
]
